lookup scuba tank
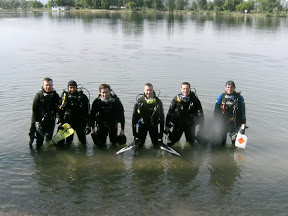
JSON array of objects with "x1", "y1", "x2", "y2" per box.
[{"x1": 59, "y1": 84, "x2": 90, "y2": 110}]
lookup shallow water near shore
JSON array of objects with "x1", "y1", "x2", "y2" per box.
[{"x1": 0, "y1": 11, "x2": 288, "y2": 215}]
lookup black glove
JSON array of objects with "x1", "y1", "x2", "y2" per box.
[
  {"x1": 29, "y1": 123, "x2": 36, "y2": 148},
  {"x1": 85, "y1": 126, "x2": 91, "y2": 135},
  {"x1": 30, "y1": 123, "x2": 36, "y2": 133},
  {"x1": 57, "y1": 123, "x2": 64, "y2": 131}
]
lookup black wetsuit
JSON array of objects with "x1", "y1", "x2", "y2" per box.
[
  {"x1": 166, "y1": 92, "x2": 204, "y2": 146},
  {"x1": 58, "y1": 90, "x2": 90, "y2": 144},
  {"x1": 90, "y1": 95, "x2": 125, "y2": 146},
  {"x1": 30, "y1": 87, "x2": 60, "y2": 146},
  {"x1": 132, "y1": 95, "x2": 164, "y2": 148}
]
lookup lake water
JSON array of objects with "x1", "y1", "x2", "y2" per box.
[{"x1": 0, "y1": 11, "x2": 288, "y2": 215}]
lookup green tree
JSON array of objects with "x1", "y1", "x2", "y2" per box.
[
  {"x1": 197, "y1": 0, "x2": 207, "y2": 10},
  {"x1": 206, "y1": 1, "x2": 214, "y2": 10},
  {"x1": 144, "y1": 0, "x2": 152, "y2": 8},
  {"x1": 136, "y1": 0, "x2": 144, "y2": 7},
  {"x1": 256, "y1": 0, "x2": 281, "y2": 12},
  {"x1": 152, "y1": 0, "x2": 164, "y2": 10},
  {"x1": 7, "y1": 0, "x2": 20, "y2": 9},
  {"x1": 84, "y1": 0, "x2": 92, "y2": 8},
  {"x1": 191, "y1": 0, "x2": 197, "y2": 10},
  {"x1": 166, "y1": 0, "x2": 175, "y2": 11},
  {"x1": 214, "y1": 0, "x2": 225, "y2": 8},
  {"x1": 235, "y1": 0, "x2": 254, "y2": 12},
  {"x1": 174, "y1": 0, "x2": 188, "y2": 10},
  {"x1": 127, "y1": 1, "x2": 136, "y2": 9},
  {"x1": 223, "y1": 0, "x2": 235, "y2": 11},
  {"x1": 273, "y1": 6, "x2": 279, "y2": 15},
  {"x1": 74, "y1": 0, "x2": 82, "y2": 7},
  {"x1": 214, "y1": 5, "x2": 220, "y2": 13},
  {"x1": 31, "y1": 0, "x2": 43, "y2": 8},
  {"x1": 54, "y1": 0, "x2": 71, "y2": 5},
  {"x1": 20, "y1": 0, "x2": 29, "y2": 9},
  {"x1": 101, "y1": 0, "x2": 110, "y2": 9},
  {"x1": 81, "y1": 0, "x2": 101, "y2": 8}
]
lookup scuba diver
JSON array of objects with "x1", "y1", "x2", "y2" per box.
[
  {"x1": 214, "y1": 80, "x2": 246, "y2": 145},
  {"x1": 58, "y1": 80, "x2": 90, "y2": 145},
  {"x1": 89, "y1": 84, "x2": 125, "y2": 147},
  {"x1": 165, "y1": 82, "x2": 204, "y2": 146},
  {"x1": 29, "y1": 77, "x2": 60, "y2": 148},
  {"x1": 132, "y1": 83, "x2": 165, "y2": 148}
]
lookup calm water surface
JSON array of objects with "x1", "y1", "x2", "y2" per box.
[{"x1": 0, "y1": 11, "x2": 288, "y2": 215}]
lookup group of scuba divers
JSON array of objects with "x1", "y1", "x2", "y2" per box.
[{"x1": 29, "y1": 78, "x2": 246, "y2": 155}]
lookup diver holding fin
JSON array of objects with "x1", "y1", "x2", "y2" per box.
[{"x1": 56, "y1": 80, "x2": 90, "y2": 145}]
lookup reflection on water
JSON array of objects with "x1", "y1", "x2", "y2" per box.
[
  {"x1": 0, "y1": 11, "x2": 288, "y2": 215},
  {"x1": 209, "y1": 146, "x2": 240, "y2": 194},
  {"x1": 27, "y1": 143, "x2": 209, "y2": 214},
  {"x1": 1, "y1": 11, "x2": 286, "y2": 32},
  {"x1": 41, "y1": 11, "x2": 288, "y2": 35}
]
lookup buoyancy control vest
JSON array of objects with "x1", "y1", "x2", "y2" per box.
[
  {"x1": 93, "y1": 94, "x2": 123, "y2": 125},
  {"x1": 59, "y1": 89, "x2": 89, "y2": 123},
  {"x1": 60, "y1": 89, "x2": 85, "y2": 112},
  {"x1": 168, "y1": 91, "x2": 203, "y2": 127},
  {"x1": 38, "y1": 88, "x2": 58, "y2": 122},
  {"x1": 174, "y1": 93, "x2": 197, "y2": 118},
  {"x1": 220, "y1": 92, "x2": 241, "y2": 123},
  {"x1": 136, "y1": 95, "x2": 162, "y2": 125}
]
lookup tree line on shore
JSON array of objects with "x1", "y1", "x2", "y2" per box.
[
  {"x1": 0, "y1": 0, "x2": 287, "y2": 15},
  {"x1": 0, "y1": 0, "x2": 43, "y2": 9}
]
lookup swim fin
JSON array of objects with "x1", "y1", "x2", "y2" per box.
[
  {"x1": 52, "y1": 123, "x2": 75, "y2": 144},
  {"x1": 116, "y1": 141, "x2": 137, "y2": 155},
  {"x1": 160, "y1": 143, "x2": 181, "y2": 156}
]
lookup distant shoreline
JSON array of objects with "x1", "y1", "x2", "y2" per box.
[{"x1": 0, "y1": 8, "x2": 287, "y2": 17}]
